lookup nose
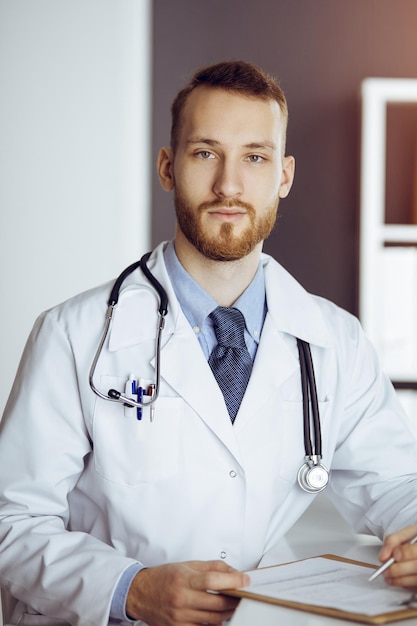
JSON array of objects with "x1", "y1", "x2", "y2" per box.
[{"x1": 212, "y1": 159, "x2": 243, "y2": 199}]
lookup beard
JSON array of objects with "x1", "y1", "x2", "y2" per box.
[{"x1": 174, "y1": 191, "x2": 279, "y2": 261}]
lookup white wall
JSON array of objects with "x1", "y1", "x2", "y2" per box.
[{"x1": 0, "y1": 0, "x2": 152, "y2": 415}]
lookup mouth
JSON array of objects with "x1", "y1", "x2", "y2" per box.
[{"x1": 206, "y1": 207, "x2": 247, "y2": 221}]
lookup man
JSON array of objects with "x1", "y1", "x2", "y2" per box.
[{"x1": 1, "y1": 60, "x2": 417, "y2": 626}]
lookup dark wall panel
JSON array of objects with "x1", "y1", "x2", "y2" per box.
[{"x1": 152, "y1": 0, "x2": 417, "y2": 315}]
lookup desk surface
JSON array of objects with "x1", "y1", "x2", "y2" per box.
[{"x1": 229, "y1": 494, "x2": 417, "y2": 626}]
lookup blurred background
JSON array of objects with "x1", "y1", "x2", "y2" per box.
[{"x1": 1, "y1": 0, "x2": 417, "y2": 414}]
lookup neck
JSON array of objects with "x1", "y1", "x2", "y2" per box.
[{"x1": 174, "y1": 229, "x2": 262, "y2": 307}]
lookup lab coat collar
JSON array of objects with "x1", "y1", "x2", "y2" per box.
[
  {"x1": 108, "y1": 244, "x2": 334, "y2": 352},
  {"x1": 261, "y1": 253, "x2": 333, "y2": 349}
]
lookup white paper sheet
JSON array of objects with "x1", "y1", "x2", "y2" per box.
[{"x1": 243, "y1": 557, "x2": 417, "y2": 616}]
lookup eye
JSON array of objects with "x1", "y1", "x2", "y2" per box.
[
  {"x1": 246, "y1": 154, "x2": 265, "y2": 163},
  {"x1": 195, "y1": 150, "x2": 215, "y2": 159}
]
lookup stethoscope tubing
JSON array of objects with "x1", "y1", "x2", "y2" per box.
[
  {"x1": 297, "y1": 339, "x2": 322, "y2": 459},
  {"x1": 89, "y1": 253, "x2": 168, "y2": 408}
]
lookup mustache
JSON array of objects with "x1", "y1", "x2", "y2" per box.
[{"x1": 198, "y1": 199, "x2": 255, "y2": 214}]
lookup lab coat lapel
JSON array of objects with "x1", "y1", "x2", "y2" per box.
[
  {"x1": 261, "y1": 253, "x2": 332, "y2": 347},
  {"x1": 234, "y1": 313, "x2": 299, "y2": 430},
  {"x1": 159, "y1": 315, "x2": 243, "y2": 462},
  {"x1": 235, "y1": 255, "x2": 332, "y2": 430}
]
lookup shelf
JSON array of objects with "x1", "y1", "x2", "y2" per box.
[
  {"x1": 360, "y1": 78, "x2": 417, "y2": 386},
  {"x1": 380, "y1": 224, "x2": 417, "y2": 244}
]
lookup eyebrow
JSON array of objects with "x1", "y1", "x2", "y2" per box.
[{"x1": 186, "y1": 138, "x2": 277, "y2": 152}]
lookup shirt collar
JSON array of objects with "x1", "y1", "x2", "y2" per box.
[{"x1": 164, "y1": 240, "x2": 266, "y2": 343}]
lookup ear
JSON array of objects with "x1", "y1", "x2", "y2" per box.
[
  {"x1": 157, "y1": 147, "x2": 175, "y2": 191},
  {"x1": 278, "y1": 155, "x2": 295, "y2": 199}
]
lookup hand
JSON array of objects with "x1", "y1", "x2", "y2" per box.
[
  {"x1": 125, "y1": 560, "x2": 250, "y2": 625},
  {"x1": 378, "y1": 525, "x2": 417, "y2": 590}
]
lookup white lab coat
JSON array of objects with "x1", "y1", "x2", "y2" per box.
[{"x1": 1, "y1": 242, "x2": 417, "y2": 626}]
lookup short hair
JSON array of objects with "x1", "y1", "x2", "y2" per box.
[{"x1": 170, "y1": 60, "x2": 288, "y2": 152}]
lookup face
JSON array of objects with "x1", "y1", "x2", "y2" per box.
[{"x1": 158, "y1": 87, "x2": 295, "y2": 261}]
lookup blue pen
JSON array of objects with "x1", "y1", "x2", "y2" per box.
[
  {"x1": 131, "y1": 379, "x2": 142, "y2": 420},
  {"x1": 136, "y1": 385, "x2": 143, "y2": 420}
]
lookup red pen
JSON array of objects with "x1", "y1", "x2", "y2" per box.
[{"x1": 147, "y1": 384, "x2": 156, "y2": 422}]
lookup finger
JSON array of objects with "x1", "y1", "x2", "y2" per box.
[
  {"x1": 169, "y1": 587, "x2": 240, "y2": 625},
  {"x1": 164, "y1": 592, "x2": 239, "y2": 626},
  {"x1": 185, "y1": 589, "x2": 240, "y2": 612},
  {"x1": 379, "y1": 526, "x2": 417, "y2": 561},
  {"x1": 383, "y1": 556, "x2": 417, "y2": 588},
  {"x1": 393, "y1": 543, "x2": 417, "y2": 563},
  {"x1": 182, "y1": 605, "x2": 238, "y2": 625},
  {"x1": 385, "y1": 572, "x2": 417, "y2": 590},
  {"x1": 195, "y1": 607, "x2": 237, "y2": 624},
  {"x1": 186, "y1": 561, "x2": 250, "y2": 591},
  {"x1": 191, "y1": 569, "x2": 250, "y2": 593}
]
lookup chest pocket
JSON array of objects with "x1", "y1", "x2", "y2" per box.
[{"x1": 92, "y1": 376, "x2": 183, "y2": 486}]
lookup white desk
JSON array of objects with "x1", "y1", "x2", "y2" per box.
[{"x1": 229, "y1": 494, "x2": 417, "y2": 626}]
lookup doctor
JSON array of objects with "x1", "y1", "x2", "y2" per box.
[{"x1": 2, "y1": 60, "x2": 417, "y2": 626}]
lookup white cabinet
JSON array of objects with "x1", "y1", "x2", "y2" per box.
[{"x1": 360, "y1": 78, "x2": 417, "y2": 426}]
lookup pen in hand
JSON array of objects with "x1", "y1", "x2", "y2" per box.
[{"x1": 368, "y1": 534, "x2": 417, "y2": 582}]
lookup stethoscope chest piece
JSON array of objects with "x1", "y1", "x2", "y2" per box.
[{"x1": 297, "y1": 458, "x2": 329, "y2": 494}]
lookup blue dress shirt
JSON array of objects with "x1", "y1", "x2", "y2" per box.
[
  {"x1": 110, "y1": 241, "x2": 267, "y2": 621},
  {"x1": 163, "y1": 240, "x2": 266, "y2": 361}
]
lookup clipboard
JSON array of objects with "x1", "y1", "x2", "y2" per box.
[{"x1": 223, "y1": 555, "x2": 417, "y2": 624}]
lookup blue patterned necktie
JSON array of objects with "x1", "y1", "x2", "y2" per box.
[{"x1": 208, "y1": 307, "x2": 253, "y2": 423}]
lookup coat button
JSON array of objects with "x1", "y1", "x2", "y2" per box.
[
  {"x1": 220, "y1": 551, "x2": 227, "y2": 559},
  {"x1": 229, "y1": 470, "x2": 237, "y2": 478}
]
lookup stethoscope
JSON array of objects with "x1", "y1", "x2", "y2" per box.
[{"x1": 89, "y1": 251, "x2": 329, "y2": 494}]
